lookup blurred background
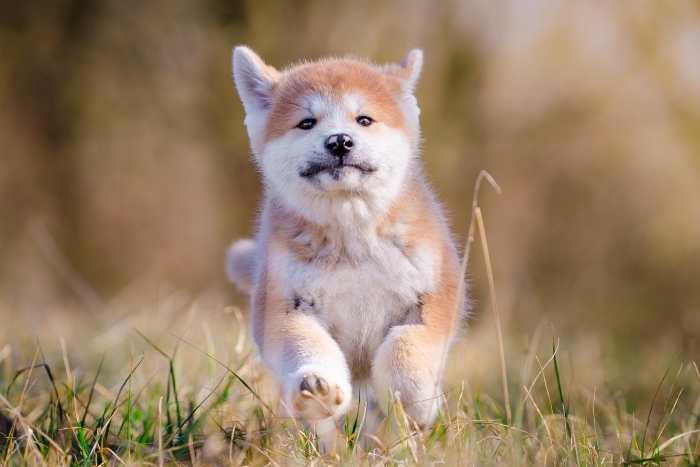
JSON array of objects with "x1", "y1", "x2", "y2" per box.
[{"x1": 1, "y1": 0, "x2": 699, "y2": 368}]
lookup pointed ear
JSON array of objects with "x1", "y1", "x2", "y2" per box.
[
  {"x1": 400, "y1": 49, "x2": 423, "y2": 92},
  {"x1": 383, "y1": 49, "x2": 424, "y2": 94},
  {"x1": 232, "y1": 46, "x2": 280, "y2": 115}
]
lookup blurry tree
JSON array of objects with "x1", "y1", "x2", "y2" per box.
[{"x1": 0, "y1": 0, "x2": 698, "y2": 351}]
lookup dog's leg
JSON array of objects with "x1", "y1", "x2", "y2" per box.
[
  {"x1": 371, "y1": 239, "x2": 461, "y2": 428},
  {"x1": 256, "y1": 306, "x2": 352, "y2": 424},
  {"x1": 371, "y1": 324, "x2": 450, "y2": 428}
]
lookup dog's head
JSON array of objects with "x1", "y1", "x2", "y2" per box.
[{"x1": 232, "y1": 46, "x2": 423, "y2": 223}]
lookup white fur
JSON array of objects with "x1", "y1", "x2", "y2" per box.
[
  {"x1": 226, "y1": 239, "x2": 257, "y2": 292},
  {"x1": 273, "y1": 312, "x2": 354, "y2": 420},
  {"x1": 258, "y1": 204, "x2": 440, "y2": 427},
  {"x1": 228, "y1": 47, "x2": 455, "y2": 429},
  {"x1": 268, "y1": 219, "x2": 438, "y2": 367},
  {"x1": 371, "y1": 324, "x2": 444, "y2": 425},
  {"x1": 232, "y1": 46, "x2": 279, "y2": 156},
  {"x1": 400, "y1": 49, "x2": 424, "y2": 93},
  {"x1": 260, "y1": 93, "x2": 415, "y2": 226}
]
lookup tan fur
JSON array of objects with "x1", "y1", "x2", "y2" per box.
[
  {"x1": 254, "y1": 170, "x2": 461, "y2": 417},
  {"x1": 384, "y1": 180, "x2": 461, "y2": 333},
  {"x1": 266, "y1": 60, "x2": 408, "y2": 141},
  {"x1": 229, "y1": 46, "x2": 464, "y2": 429}
]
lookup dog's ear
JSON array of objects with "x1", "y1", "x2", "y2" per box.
[
  {"x1": 383, "y1": 49, "x2": 424, "y2": 94},
  {"x1": 399, "y1": 49, "x2": 423, "y2": 93},
  {"x1": 232, "y1": 46, "x2": 280, "y2": 115}
]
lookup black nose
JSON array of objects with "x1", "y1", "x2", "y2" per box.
[{"x1": 325, "y1": 133, "x2": 354, "y2": 158}]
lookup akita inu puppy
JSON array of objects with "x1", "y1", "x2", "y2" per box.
[{"x1": 227, "y1": 46, "x2": 465, "y2": 429}]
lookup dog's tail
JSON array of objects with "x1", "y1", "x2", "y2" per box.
[{"x1": 226, "y1": 238, "x2": 257, "y2": 293}]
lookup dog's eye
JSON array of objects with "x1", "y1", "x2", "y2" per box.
[
  {"x1": 356, "y1": 116, "x2": 373, "y2": 127},
  {"x1": 296, "y1": 118, "x2": 317, "y2": 130}
]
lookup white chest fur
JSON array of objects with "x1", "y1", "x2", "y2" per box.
[{"x1": 269, "y1": 224, "x2": 438, "y2": 379}]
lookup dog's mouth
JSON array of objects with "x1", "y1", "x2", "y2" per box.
[{"x1": 299, "y1": 160, "x2": 377, "y2": 180}]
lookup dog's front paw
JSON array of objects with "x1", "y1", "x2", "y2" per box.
[{"x1": 289, "y1": 373, "x2": 348, "y2": 421}]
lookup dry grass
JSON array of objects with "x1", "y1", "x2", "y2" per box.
[
  {"x1": 1, "y1": 179, "x2": 698, "y2": 465},
  {"x1": 2, "y1": 1, "x2": 700, "y2": 465},
  {"x1": 1, "y1": 298, "x2": 698, "y2": 466}
]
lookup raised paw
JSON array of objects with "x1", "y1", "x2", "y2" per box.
[{"x1": 291, "y1": 373, "x2": 346, "y2": 421}]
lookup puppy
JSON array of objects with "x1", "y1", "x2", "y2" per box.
[{"x1": 227, "y1": 46, "x2": 465, "y2": 429}]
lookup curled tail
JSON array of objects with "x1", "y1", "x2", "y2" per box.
[{"x1": 226, "y1": 238, "x2": 257, "y2": 293}]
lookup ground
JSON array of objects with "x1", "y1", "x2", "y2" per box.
[{"x1": 0, "y1": 287, "x2": 698, "y2": 466}]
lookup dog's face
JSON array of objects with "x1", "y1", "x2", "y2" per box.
[{"x1": 232, "y1": 47, "x2": 423, "y2": 222}]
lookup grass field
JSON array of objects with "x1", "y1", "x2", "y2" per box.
[
  {"x1": 1, "y1": 298, "x2": 698, "y2": 466},
  {"x1": 2, "y1": 1, "x2": 700, "y2": 465},
  {"x1": 1, "y1": 197, "x2": 699, "y2": 466}
]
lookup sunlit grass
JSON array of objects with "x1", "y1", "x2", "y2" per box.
[
  {"x1": 1, "y1": 171, "x2": 699, "y2": 465},
  {"x1": 1, "y1": 322, "x2": 698, "y2": 465}
]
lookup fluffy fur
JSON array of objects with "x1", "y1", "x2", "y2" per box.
[{"x1": 227, "y1": 46, "x2": 465, "y2": 429}]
